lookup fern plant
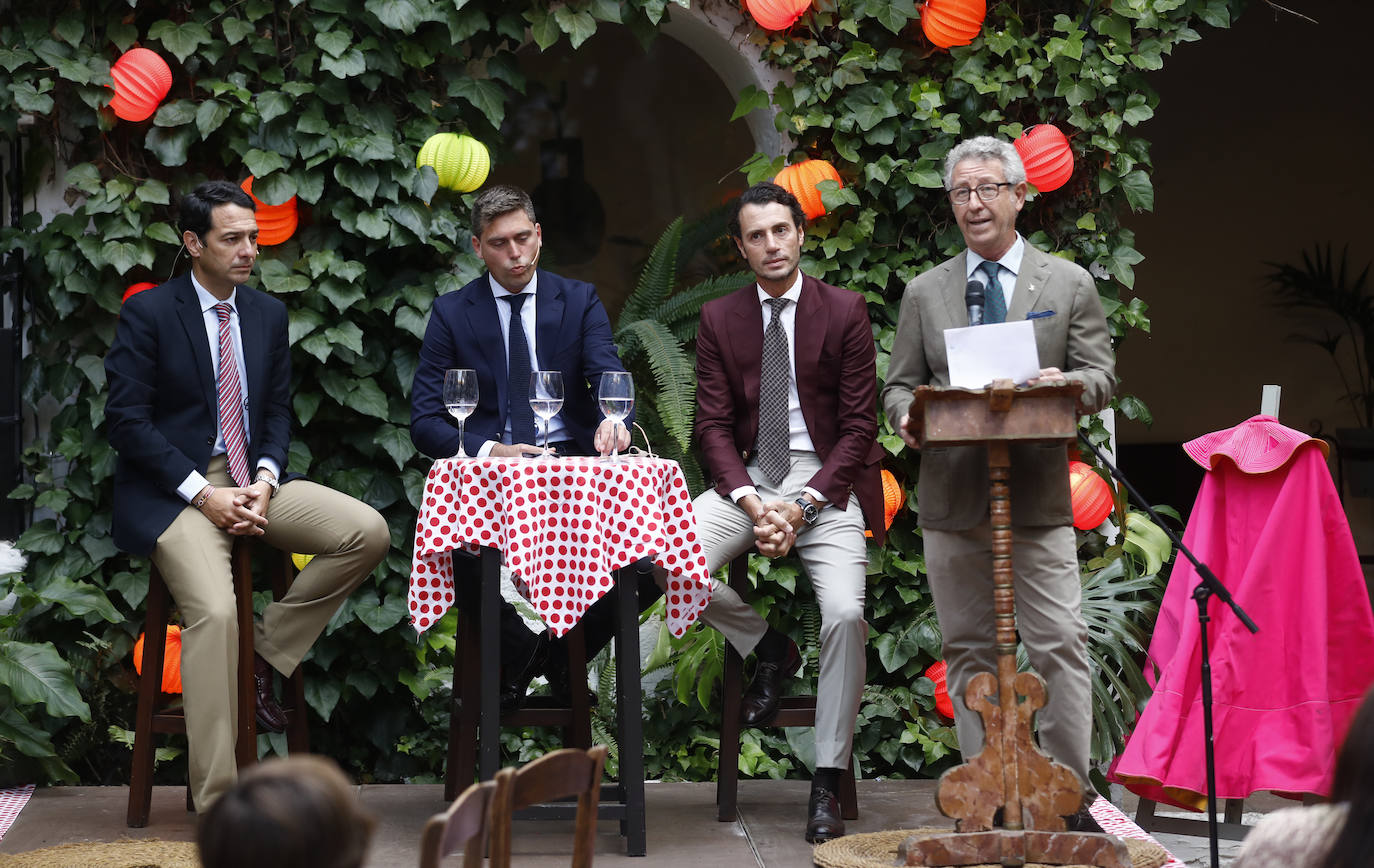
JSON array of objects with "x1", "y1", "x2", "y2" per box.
[{"x1": 613, "y1": 216, "x2": 749, "y2": 494}]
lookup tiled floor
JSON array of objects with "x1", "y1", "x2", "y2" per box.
[{"x1": 0, "y1": 779, "x2": 1288, "y2": 866}]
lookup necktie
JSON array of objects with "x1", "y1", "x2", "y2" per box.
[
  {"x1": 212, "y1": 303, "x2": 251, "y2": 487},
  {"x1": 503, "y1": 294, "x2": 537, "y2": 445},
  {"x1": 756, "y1": 297, "x2": 791, "y2": 486},
  {"x1": 980, "y1": 260, "x2": 1006, "y2": 324}
]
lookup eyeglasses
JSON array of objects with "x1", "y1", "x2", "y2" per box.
[{"x1": 948, "y1": 182, "x2": 1014, "y2": 205}]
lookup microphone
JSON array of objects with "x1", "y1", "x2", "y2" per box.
[{"x1": 965, "y1": 279, "x2": 985, "y2": 326}]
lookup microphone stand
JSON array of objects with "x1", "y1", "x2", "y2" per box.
[{"x1": 1076, "y1": 431, "x2": 1259, "y2": 868}]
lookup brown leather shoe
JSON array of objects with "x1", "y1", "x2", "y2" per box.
[
  {"x1": 741, "y1": 638, "x2": 801, "y2": 726},
  {"x1": 252, "y1": 653, "x2": 289, "y2": 733},
  {"x1": 805, "y1": 784, "x2": 845, "y2": 843},
  {"x1": 1064, "y1": 804, "x2": 1104, "y2": 834}
]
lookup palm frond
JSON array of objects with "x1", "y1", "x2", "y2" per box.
[
  {"x1": 621, "y1": 217, "x2": 683, "y2": 326},
  {"x1": 657, "y1": 272, "x2": 752, "y2": 343},
  {"x1": 614, "y1": 319, "x2": 696, "y2": 452}
]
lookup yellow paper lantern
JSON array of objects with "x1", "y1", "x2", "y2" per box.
[
  {"x1": 416, "y1": 133, "x2": 491, "y2": 193},
  {"x1": 292, "y1": 552, "x2": 315, "y2": 571}
]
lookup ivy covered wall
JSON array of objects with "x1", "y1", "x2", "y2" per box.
[{"x1": 1, "y1": 0, "x2": 1230, "y2": 786}]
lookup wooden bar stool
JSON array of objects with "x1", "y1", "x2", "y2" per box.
[
  {"x1": 716, "y1": 553, "x2": 858, "y2": 822},
  {"x1": 126, "y1": 539, "x2": 309, "y2": 827}
]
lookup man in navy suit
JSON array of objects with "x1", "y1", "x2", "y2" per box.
[
  {"x1": 410, "y1": 184, "x2": 649, "y2": 710},
  {"x1": 105, "y1": 181, "x2": 389, "y2": 812}
]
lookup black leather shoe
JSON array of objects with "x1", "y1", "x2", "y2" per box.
[
  {"x1": 499, "y1": 632, "x2": 549, "y2": 715},
  {"x1": 1064, "y1": 805, "x2": 1104, "y2": 834},
  {"x1": 741, "y1": 638, "x2": 800, "y2": 726},
  {"x1": 805, "y1": 785, "x2": 845, "y2": 843},
  {"x1": 252, "y1": 654, "x2": 288, "y2": 733}
]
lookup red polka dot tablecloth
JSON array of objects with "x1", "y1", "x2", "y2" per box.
[
  {"x1": 0, "y1": 784, "x2": 34, "y2": 842},
  {"x1": 1089, "y1": 796, "x2": 1186, "y2": 868},
  {"x1": 410, "y1": 456, "x2": 711, "y2": 637}
]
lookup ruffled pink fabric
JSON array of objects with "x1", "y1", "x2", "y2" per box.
[
  {"x1": 1111, "y1": 441, "x2": 1374, "y2": 809},
  {"x1": 1183, "y1": 414, "x2": 1329, "y2": 474}
]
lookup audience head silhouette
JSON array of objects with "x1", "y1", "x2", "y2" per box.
[{"x1": 198, "y1": 755, "x2": 375, "y2": 868}]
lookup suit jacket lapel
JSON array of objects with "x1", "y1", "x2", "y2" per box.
[
  {"x1": 728, "y1": 287, "x2": 763, "y2": 409},
  {"x1": 1008, "y1": 245, "x2": 1051, "y2": 321},
  {"x1": 236, "y1": 289, "x2": 267, "y2": 423},
  {"x1": 173, "y1": 276, "x2": 216, "y2": 414},
  {"x1": 938, "y1": 252, "x2": 970, "y2": 327},
  {"x1": 465, "y1": 282, "x2": 509, "y2": 414},
  {"x1": 794, "y1": 277, "x2": 824, "y2": 372},
  {"x1": 534, "y1": 272, "x2": 565, "y2": 372}
]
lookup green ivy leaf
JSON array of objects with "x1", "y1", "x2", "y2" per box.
[
  {"x1": 870, "y1": 0, "x2": 916, "y2": 34},
  {"x1": 323, "y1": 321, "x2": 365, "y2": 356},
  {"x1": 102, "y1": 241, "x2": 140, "y2": 275},
  {"x1": 252, "y1": 171, "x2": 297, "y2": 207},
  {"x1": 16, "y1": 520, "x2": 63, "y2": 556},
  {"x1": 256, "y1": 91, "x2": 293, "y2": 123},
  {"x1": 1119, "y1": 169, "x2": 1154, "y2": 211},
  {"x1": 731, "y1": 85, "x2": 771, "y2": 122},
  {"x1": 315, "y1": 30, "x2": 352, "y2": 58},
  {"x1": 448, "y1": 78, "x2": 505, "y2": 128},
  {"x1": 146, "y1": 222, "x2": 180, "y2": 245},
  {"x1": 148, "y1": 19, "x2": 212, "y2": 64},
  {"x1": 135, "y1": 179, "x2": 171, "y2": 205},
  {"x1": 334, "y1": 163, "x2": 380, "y2": 204},
  {"x1": 373, "y1": 424, "x2": 416, "y2": 470},
  {"x1": 355, "y1": 210, "x2": 390, "y2": 240},
  {"x1": 527, "y1": 8, "x2": 560, "y2": 51},
  {"x1": 53, "y1": 18, "x2": 84, "y2": 48},
  {"x1": 152, "y1": 99, "x2": 197, "y2": 127},
  {"x1": 0, "y1": 48, "x2": 38, "y2": 73},
  {"x1": 320, "y1": 48, "x2": 366, "y2": 78},
  {"x1": 244, "y1": 148, "x2": 289, "y2": 179},
  {"x1": 366, "y1": 0, "x2": 423, "y2": 33},
  {"x1": 196, "y1": 99, "x2": 230, "y2": 138},
  {"x1": 144, "y1": 126, "x2": 196, "y2": 167},
  {"x1": 355, "y1": 590, "x2": 408, "y2": 633},
  {"x1": 222, "y1": 17, "x2": 256, "y2": 45},
  {"x1": 553, "y1": 6, "x2": 596, "y2": 49},
  {"x1": 350, "y1": 377, "x2": 390, "y2": 420},
  {"x1": 10, "y1": 81, "x2": 55, "y2": 114}
]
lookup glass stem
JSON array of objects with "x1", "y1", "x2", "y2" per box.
[{"x1": 457, "y1": 420, "x2": 466, "y2": 458}]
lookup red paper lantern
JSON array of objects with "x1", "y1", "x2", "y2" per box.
[
  {"x1": 774, "y1": 159, "x2": 843, "y2": 221},
  {"x1": 239, "y1": 176, "x2": 299, "y2": 246},
  {"x1": 108, "y1": 48, "x2": 173, "y2": 123},
  {"x1": 920, "y1": 0, "x2": 987, "y2": 49},
  {"x1": 1015, "y1": 124, "x2": 1075, "y2": 193},
  {"x1": 925, "y1": 660, "x2": 955, "y2": 719},
  {"x1": 122, "y1": 282, "x2": 157, "y2": 304},
  {"x1": 133, "y1": 625, "x2": 183, "y2": 694},
  {"x1": 1068, "y1": 460, "x2": 1113, "y2": 530},
  {"x1": 746, "y1": 0, "x2": 810, "y2": 31}
]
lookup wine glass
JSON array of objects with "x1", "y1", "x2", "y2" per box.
[
  {"x1": 529, "y1": 370, "x2": 564, "y2": 458},
  {"x1": 598, "y1": 372, "x2": 634, "y2": 461},
  {"x1": 442, "y1": 368, "x2": 478, "y2": 458}
]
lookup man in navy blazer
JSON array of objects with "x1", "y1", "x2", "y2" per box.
[
  {"x1": 105, "y1": 181, "x2": 389, "y2": 812},
  {"x1": 410, "y1": 184, "x2": 647, "y2": 710}
]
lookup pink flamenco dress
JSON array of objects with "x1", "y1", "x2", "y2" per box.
[{"x1": 1111, "y1": 415, "x2": 1374, "y2": 809}]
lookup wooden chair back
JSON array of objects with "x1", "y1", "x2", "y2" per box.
[
  {"x1": 418, "y1": 778, "x2": 497, "y2": 868},
  {"x1": 488, "y1": 745, "x2": 609, "y2": 868}
]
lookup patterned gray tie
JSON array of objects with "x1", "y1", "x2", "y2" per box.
[
  {"x1": 756, "y1": 297, "x2": 791, "y2": 486},
  {"x1": 980, "y1": 260, "x2": 1006, "y2": 324}
]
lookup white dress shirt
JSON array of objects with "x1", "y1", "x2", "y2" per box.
[{"x1": 175, "y1": 273, "x2": 280, "y2": 502}]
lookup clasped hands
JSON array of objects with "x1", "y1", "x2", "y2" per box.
[
  {"x1": 198, "y1": 481, "x2": 274, "y2": 535},
  {"x1": 747, "y1": 496, "x2": 805, "y2": 559}
]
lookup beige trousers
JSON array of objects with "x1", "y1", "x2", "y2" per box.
[
  {"x1": 150, "y1": 456, "x2": 388, "y2": 811},
  {"x1": 921, "y1": 522, "x2": 1093, "y2": 790},
  {"x1": 662, "y1": 452, "x2": 868, "y2": 769}
]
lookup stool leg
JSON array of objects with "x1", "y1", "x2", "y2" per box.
[
  {"x1": 233, "y1": 540, "x2": 257, "y2": 768},
  {"x1": 716, "y1": 640, "x2": 744, "y2": 823},
  {"x1": 614, "y1": 567, "x2": 646, "y2": 856},
  {"x1": 566, "y1": 624, "x2": 592, "y2": 750},
  {"x1": 271, "y1": 553, "x2": 310, "y2": 754},
  {"x1": 127, "y1": 566, "x2": 171, "y2": 828},
  {"x1": 445, "y1": 608, "x2": 480, "y2": 802}
]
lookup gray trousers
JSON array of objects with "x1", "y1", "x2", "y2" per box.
[
  {"x1": 922, "y1": 522, "x2": 1093, "y2": 791},
  {"x1": 665, "y1": 451, "x2": 868, "y2": 768},
  {"x1": 151, "y1": 456, "x2": 389, "y2": 811}
]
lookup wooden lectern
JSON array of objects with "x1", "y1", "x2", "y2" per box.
[{"x1": 897, "y1": 382, "x2": 1130, "y2": 868}]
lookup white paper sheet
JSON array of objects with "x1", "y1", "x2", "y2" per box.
[{"x1": 944, "y1": 320, "x2": 1041, "y2": 389}]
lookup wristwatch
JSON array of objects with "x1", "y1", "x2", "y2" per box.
[
  {"x1": 794, "y1": 496, "x2": 820, "y2": 526},
  {"x1": 254, "y1": 471, "x2": 280, "y2": 498}
]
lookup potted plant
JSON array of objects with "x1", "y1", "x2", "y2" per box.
[{"x1": 1269, "y1": 243, "x2": 1374, "y2": 493}]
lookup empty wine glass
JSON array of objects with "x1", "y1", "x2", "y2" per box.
[
  {"x1": 443, "y1": 368, "x2": 478, "y2": 458},
  {"x1": 529, "y1": 370, "x2": 564, "y2": 458},
  {"x1": 598, "y1": 372, "x2": 634, "y2": 461}
]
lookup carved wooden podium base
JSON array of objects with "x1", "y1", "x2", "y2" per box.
[{"x1": 899, "y1": 384, "x2": 1130, "y2": 868}]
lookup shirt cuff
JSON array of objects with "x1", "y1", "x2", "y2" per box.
[
  {"x1": 177, "y1": 471, "x2": 210, "y2": 504},
  {"x1": 476, "y1": 440, "x2": 497, "y2": 458},
  {"x1": 803, "y1": 487, "x2": 828, "y2": 506},
  {"x1": 729, "y1": 485, "x2": 759, "y2": 503},
  {"x1": 256, "y1": 458, "x2": 281, "y2": 482}
]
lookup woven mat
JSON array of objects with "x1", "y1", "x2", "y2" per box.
[
  {"x1": 813, "y1": 827, "x2": 1168, "y2": 868},
  {"x1": 0, "y1": 839, "x2": 199, "y2": 868}
]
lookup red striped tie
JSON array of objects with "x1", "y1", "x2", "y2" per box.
[{"x1": 213, "y1": 303, "x2": 251, "y2": 487}]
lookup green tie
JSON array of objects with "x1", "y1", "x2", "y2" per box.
[{"x1": 980, "y1": 260, "x2": 1006, "y2": 324}]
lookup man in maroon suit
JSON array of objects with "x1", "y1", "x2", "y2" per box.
[{"x1": 684, "y1": 182, "x2": 884, "y2": 841}]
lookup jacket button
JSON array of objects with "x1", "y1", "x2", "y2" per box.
[{"x1": 206, "y1": 436, "x2": 214, "y2": 446}]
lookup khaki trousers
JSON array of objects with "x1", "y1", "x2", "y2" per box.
[
  {"x1": 922, "y1": 522, "x2": 1093, "y2": 790},
  {"x1": 150, "y1": 456, "x2": 388, "y2": 811},
  {"x1": 661, "y1": 452, "x2": 868, "y2": 768}
]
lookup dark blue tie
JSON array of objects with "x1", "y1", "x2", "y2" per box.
[
  {"x1": 980, "y1": 260, "x2": 1006, "y2": 324},
  {"x1": 504, "y1": 294, "x2": 537, "y2": 445}
]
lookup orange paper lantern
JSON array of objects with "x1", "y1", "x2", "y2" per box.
[
  {"x1": 925, "y1": 660, "x2": 955, "y2": 719},
  {"x1": 920, "y1": 0, "x2": 987, "y2": 49},
  {"x1": 746, "y1": 0, "x2": 810, "y2": 30},
  {"x1": 122, "y1": 282, "x2": 157, "y2": 304},
  {"x1": 1068, "y1": 460, "x2": 1113, "y2": 530},
  {"x1": 239, "y1": 176, "x2": 298, "y2": 246},
  {"x1": 133, "y1": 625, "x2": 183, "y2": 694},
  {"x1": 774, "y1": 159, "x2": 843, "y2": 221},
  {"x1": 1015, "y1": 124, "x2": 1074, "y2": 193},
  {"x1": 108, "y1": 48, "x2": 173, "y2": 122},
  {"x1": 866, "y1": 469, "x2": 907, "y2": 538},
  {"x1": 416, "y1": 133, "x2": 491, "y2": 193}
]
